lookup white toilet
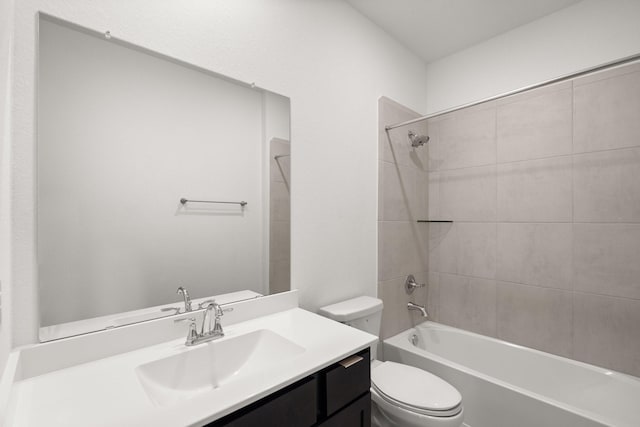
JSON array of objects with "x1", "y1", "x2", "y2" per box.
[{"x1": 318, "y1": 296, "x2": 464, "y2": 427}]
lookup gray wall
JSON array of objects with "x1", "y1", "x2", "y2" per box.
[{"x1": 428, "y1": 61, "x2": 640, "y2": 377}]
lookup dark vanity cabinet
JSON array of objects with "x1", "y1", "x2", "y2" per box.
[
  {"x1": 317, "y1": 348, "x2": 371, "y2": 427},
  {"x1": 207, "y1": 348, "x2": 371, "y2": 427}
]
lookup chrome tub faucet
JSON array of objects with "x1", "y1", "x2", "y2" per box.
[{"x1": 407, "y1": 302, "x2": 429, "y2": 318}]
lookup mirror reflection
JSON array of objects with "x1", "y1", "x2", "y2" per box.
[{"x1": 37, "y1": 16, "x2": 291, "y2": 341}]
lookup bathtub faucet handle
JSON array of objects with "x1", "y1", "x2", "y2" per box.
[{"x1": 405, "y1": 275, "x2": 425, "y2": 294}]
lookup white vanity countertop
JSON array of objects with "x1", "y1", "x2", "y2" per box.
[{"x1": 5, "y1": 307, "x2": 376, "y2": 427}]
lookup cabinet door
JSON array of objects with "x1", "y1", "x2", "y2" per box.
[
  {"x1": 318, "y1": 393, "x2": 371, "y2": 427},
  {"x1": 208, "y1": 376, "x2": 317, "y2": 427},
  {"x1": 322, "y1": 349, "x2": 370, "y2": 416}
]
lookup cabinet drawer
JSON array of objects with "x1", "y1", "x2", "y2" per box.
[
  {"x1": 318, "y1": 392, "x2": 371, "y2": 427},
  {"x1": 210, "y1": 376, "x2": 317, "y2": 427},
  {"x1": 323, "y1": 348, "x2": 370, "y2": 416}
]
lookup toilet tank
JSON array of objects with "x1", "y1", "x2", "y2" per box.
[{"x1": 318, "y1": 296, "x2": 383, "y2": 337}]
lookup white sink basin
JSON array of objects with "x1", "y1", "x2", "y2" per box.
[{"x1": 135, "y1": 329, "x2": 305, "y2": 406}]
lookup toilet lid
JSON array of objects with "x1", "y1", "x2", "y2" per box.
[{"x1": 371, "y1": 362, "x2": 462, "y2": 412}]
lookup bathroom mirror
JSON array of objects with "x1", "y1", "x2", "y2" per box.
[{"x1": 37, "y1": 15, "x2": 291, "y2": 341}]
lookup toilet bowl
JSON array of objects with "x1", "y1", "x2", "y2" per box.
[
  {"x1": 370, "y1": 360, "x2": 463, "y2": 427},
  {"x1": 318, "y1": 296, "x2": 464, "y2": 427}
]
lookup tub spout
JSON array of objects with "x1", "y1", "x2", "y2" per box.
[{"x1": 408, "y1": 302, "x2": 428, "y2": 318}]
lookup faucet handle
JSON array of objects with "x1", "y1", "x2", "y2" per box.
[
  {"x1": 405, "y1": 275, "x2": 425, "y2": 294},
  {"x1": 174, "y1": 317, "x2": 199, "y2": 345},
  {"x1": 214, "y1": 303, "x2": 224, "y2": 317},
  {"x1": 186, "y1": 322, "x2": 198, "y2": 343}
]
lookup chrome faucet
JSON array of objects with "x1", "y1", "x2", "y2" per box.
[
  {"x1": 179, "y1": 301, "x2": 225, "y2": 346},
  {"x1": 176, "y1": 286, "x2": 192, "y2": 312},
  {"x1": 407, "y1": 302, "x2": 429, "y2": 318},
  {"x1": 200, "y1": 301, "x2": 224, "y2": 337}
]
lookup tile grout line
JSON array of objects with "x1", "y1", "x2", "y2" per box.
[
  {"x1": 431, "y1": 143, "x2": 640, "y2": 174},
  {"x1": 430, "y1": 270, "x2": 640, "y2": 302}
]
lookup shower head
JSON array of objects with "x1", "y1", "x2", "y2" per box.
[{"x1": 408, "y1": 130, "x2": 429, "y2": 148}]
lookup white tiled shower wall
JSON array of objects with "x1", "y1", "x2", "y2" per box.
[{"x1": 380, "y1": 61, "x2": 640, "y2": 377}]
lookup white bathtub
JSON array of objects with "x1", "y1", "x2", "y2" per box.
[{"x1": 383, "y1": 321, "x2": 640, "y2": 427}]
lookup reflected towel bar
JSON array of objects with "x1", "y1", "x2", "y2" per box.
[{"x1": 180, "y1": 198, "x2": 247, "y2": 207}]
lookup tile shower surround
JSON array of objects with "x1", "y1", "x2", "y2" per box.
[
  {"x1": 379, "y1": 61, "x2": 640, "y2": 377},
  {"x1": 378, "y1": 97, "x2": 433, "y2": 341}
]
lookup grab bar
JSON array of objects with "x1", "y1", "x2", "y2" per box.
[{"x1": 180, "y1": 198, "x2": 247, "y2": 207}]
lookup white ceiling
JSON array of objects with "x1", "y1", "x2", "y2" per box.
[{"x1": 345, "y1": 0, "x2": 582, "y2": 63}]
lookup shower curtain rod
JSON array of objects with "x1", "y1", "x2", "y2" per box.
[{"x1": 385, "y1": 52, "x2": 640, "y2": 131}]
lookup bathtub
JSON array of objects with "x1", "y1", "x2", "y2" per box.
[{"x1": 383, "y1": 321, "x2": 640, "y2": 427}]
